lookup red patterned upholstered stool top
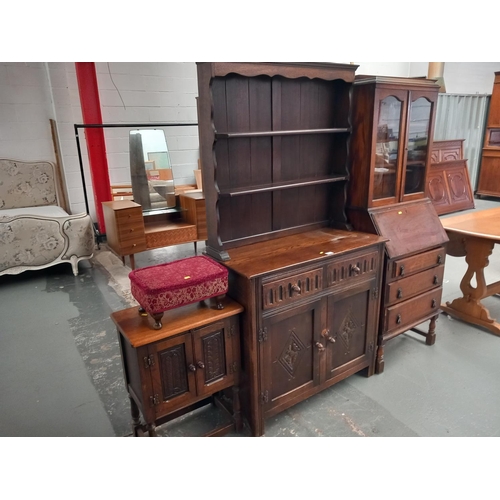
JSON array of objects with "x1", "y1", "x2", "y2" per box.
[{"x1": 129, "y1": 255, "x2": 229, "y2": 329}]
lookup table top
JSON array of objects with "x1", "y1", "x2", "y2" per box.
[{"x1": 441, "y1": 207, "x2": 500, "y2": 241}]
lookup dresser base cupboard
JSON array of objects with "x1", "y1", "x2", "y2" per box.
[{"x1": 222, "y1": 229, "x2": 385, "y2": 436}]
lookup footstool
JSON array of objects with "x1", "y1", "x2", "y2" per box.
[{"x1": 129, "y1": 255, "x2": 229, "y2": 330}]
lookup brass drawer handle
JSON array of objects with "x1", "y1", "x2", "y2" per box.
[
  {"x1": 322, "y1": 328, "x2": 335, "y2": 343},
  {"x1": 396, "y1": 314, "x2": 402, "y2": 324},
  {"x1": 400, "y1": 265, "x2": 405, "y2": 276},
  {"x1": 315, "y1": 342, "x2": 325, "y2": 352},
  {"x1": 291, "y1": 283, "x2": 301, "y2": 294},
  {"x1": 433, "y1": 275, "x2": 439, "y2": 285},
  {"x1": 197, "y1": 361, "x2": 205, "y2": 369},
  {"x1": 188, "y1": 364, "x2": 196, "y2": 372},
  {"x1": 351, "y1": 264, "x2": 361, "y2": 276},
  {"x1": 431, "y1": 299, "x2": 437, "y2": 308},
  {"x1": 437, "y1": 254, "x2": 442, "y2": 264},
  {"x1": 397, "y1": 288, "x2": 403, "y2": 299}
]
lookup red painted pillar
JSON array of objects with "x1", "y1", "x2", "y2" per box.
[{"x1": 75, "y1": 62, "x2": 111, "y2": 233}]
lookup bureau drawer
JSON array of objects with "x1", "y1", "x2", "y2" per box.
[
  {"x1": 326, "y1": 249, "x2": 379, "y2": 288},
  {"x1": 386, "y1": 264, "x2": 445, "y2": 306},
  {"x1": 384, "y1": 287, "x2": 443, "y2": 334},
  {"x1": 262, "y1": 268, "x2": 323, "y2": 310},
  {"x1": 389, "y1": 247, "x2": 445, "y2": 280}
]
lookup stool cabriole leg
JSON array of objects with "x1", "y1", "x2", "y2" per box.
[
  {"x1": 151, "y1": 312, "x2": 164, "y2": 330},
  {"x1": 215, "y1": 294, "x2": 226, "y2": 310}
]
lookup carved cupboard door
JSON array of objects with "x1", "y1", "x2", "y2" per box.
[
  {"x1": 260, "y1": 299, "x2": 324, "y2": 418},
  {"x1": 191, "y1": 318, "x2": 237, "y2": 397},
  {"x1": 148, "y1": 332, "x2": 198, "y2": 416},
  {"x1": 325, "y1": 280, "x2": 377, "y2": 380}
]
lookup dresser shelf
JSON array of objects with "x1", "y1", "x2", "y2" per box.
[
  {"x1": 218, "y1": 174, "x2": 349, "y2": 197},
  {"x1": 215, "y1": 127, "x2": 350, "y2": 139}
]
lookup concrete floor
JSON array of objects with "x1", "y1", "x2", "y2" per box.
[{"x1": 2, "y1": 198, "x2": 500, "y2": 438}]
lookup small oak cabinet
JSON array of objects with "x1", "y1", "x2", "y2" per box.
[
  {"x1": 112, "y1": 297, "x2": 243, "y2": 436},
  {"x1": 347, "y1": 75, "x2": 449, "y2": 373}
]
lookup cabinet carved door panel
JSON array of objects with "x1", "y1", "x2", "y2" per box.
[
  {"x1": 260, "y1": 299, "x2": 323, "y2": 416},
  {"x1": 325, "y1": 281, "x2": 375, "y2": 379},
  {"x1": 191, "y1": 319, "x2": 236, "y2": 397},
  {"x1": 149, "y1": 333, "x2": 197, "y2": 415}
]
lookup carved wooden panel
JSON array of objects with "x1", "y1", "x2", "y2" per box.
[
  {"x1": 200, "y1": 329, "x2": 226, "y2": 384},
  {"x1": 429, "y1": 140, "x2": 473, "y2": 215},
  {"x1": 431, "y1": 139, "x2": 464, "y2": 163},
  {"x1": 427, "y1": 159, "x2": 474, "y2": 215},
  {"x1": 427, "y1": 171, "x2": 450, "y2": 208},
  {"x1": 158, "y1": 344, "x2": 189, "y2": 401}
]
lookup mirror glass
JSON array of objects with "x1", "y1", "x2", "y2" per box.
[{"x1": 129, "y1": 129, "x2": 176, "y2": 214}]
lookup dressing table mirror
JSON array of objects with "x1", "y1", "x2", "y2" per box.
[{"x1": 129, "y1": 129, "x2": 176, "y2": 214}]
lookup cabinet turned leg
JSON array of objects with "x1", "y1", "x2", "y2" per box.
[
  {"x1": 375, "y1": 344, "x2": 385, "y2": 374},
  {"x1": 426, "y1": 315, "x2": 438, "y2": 346},
  {"x1": 130, "y1": 397, "x2": 142, "y2": 437},
  {"x1": 232, "y1": 386, "x2": 243, "y2": 433},
  {"x1": 147, "y1": 423, "x2": 157, "y2": 437}
]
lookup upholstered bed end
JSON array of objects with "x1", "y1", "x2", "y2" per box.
[{"x1": 0, "y1": 158, "x2": 95, "y2": 277}]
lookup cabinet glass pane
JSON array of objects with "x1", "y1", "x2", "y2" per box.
[
  {"x1": 405, "y1": 97, "x2": 432, "y2": 195},
  {"x1": 374, "y1": 96, "x2": 402, "y2": 200}
]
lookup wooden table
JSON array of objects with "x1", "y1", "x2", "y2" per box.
[{"x1": 441, "y1": 207, "x2": 500, "y2": 335}]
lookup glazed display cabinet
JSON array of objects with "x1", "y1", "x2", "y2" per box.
[{"x1": 347, "y1": 75, "x2": 448, "y2": 373}]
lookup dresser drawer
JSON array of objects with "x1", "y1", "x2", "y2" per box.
[
  {"x1": 120, "y1": 239, "x2": 148, "y2": 254},
  {"x1": 115, "y1": 208, "x2": 144, "y2": 225},
  {"x1": 262, "y1": 268, "x2": 323, "y2": 310},
  {"x1": 384, "y1": 287, "x2": 442, "y2": 334},
  {"x1": 386, "y1": 264, "x2": 445, "y2": 306},
  {"x1": 325, "y1": 249, "x2": 379, "y2": 288},
  {"x1": 117, "y1": 221, "x2": 145, "y2": 240},
  {"x1": 389, "y1": 247, "x2": 445, "y2": 280}
]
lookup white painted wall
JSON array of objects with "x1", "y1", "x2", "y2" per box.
[
  {"x1": 0, "y1": 63, "x2": 56, "y2": 161},
  {"x1": 1, "y1": 61, "x2": 500, "y2": 223}
]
